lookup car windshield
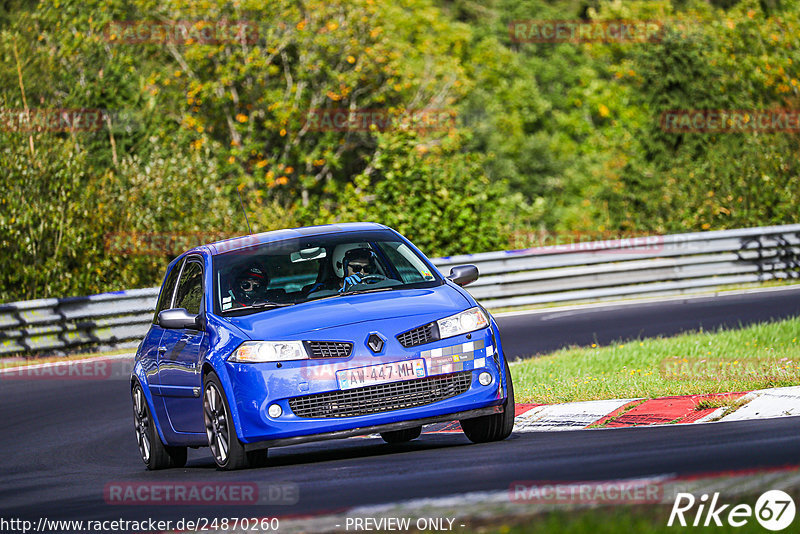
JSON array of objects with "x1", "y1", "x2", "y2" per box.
[{"x1": 212, "y1": 230, "x2": 441, "y2": 315}]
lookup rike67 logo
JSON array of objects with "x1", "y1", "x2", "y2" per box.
[{"x1": 668, "y1": 490, "x2": 796, "y2": 531}]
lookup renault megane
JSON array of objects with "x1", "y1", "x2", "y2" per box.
[{"x1": 131, "y1": 222, "x2": 515, "y2": 470}]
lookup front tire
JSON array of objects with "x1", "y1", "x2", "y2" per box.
[
  {"x1": 203, "y1": 372, "x2": 253, "y2": 470},
  {"x1": 132, "y1": 382, "x2": 187, "y2": 470},
  {"x1": 380, "y1": 426, "x2": 422, "y2": 443},
  {"x1": 460, "y1": 361, "x2": 515, "y2": 443}
]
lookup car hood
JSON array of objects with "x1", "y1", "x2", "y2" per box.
[{"x1": 224, "y1": 284, "x2": 471, "y2": 339}]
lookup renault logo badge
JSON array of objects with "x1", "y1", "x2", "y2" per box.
[{"x1": 367, "y1": 333, "x2": 384, "y2": 353}]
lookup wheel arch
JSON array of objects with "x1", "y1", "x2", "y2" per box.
[
  {"x1": 201, "y1": 359, "x2": 247, "y2": 441},
  {"x1": 130, "y1": 362, "x2": 171, "y2": 446},
  {"x1": 488, "y1": 316, "x2": 510, "y2": 402}
]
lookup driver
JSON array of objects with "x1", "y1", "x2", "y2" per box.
[
  {"x1": 228, "y1": 263, "x2": 269, "y2": 306},
  {"x1": 339, "y1": 248, "x2": 379, "y2": 292}
]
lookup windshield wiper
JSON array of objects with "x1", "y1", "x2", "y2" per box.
[
  {"x1": 224, "y1": 300, "x2": 294, "y2": 313},
  {"x1": 336, "y1": 287, "x2": 394, "y2": 297}
]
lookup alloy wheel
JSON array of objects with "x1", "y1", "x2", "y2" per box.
[
  {"x1": 204, "y1": 383, "x2": 230, "y2": 465},
  {"x1": 132, "y1": 385, "x2": 151, "y2": 463}
]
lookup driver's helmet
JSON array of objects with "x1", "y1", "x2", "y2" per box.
[
  {"x1": 232, "y1": 263, "x2": 268, "y2": 304},
  {"x1": 332, "y1": 242, "x2": 370, "y2": 278},
  {"x1": 342, "y1": 248, "x2": 378, "y2": 277}
]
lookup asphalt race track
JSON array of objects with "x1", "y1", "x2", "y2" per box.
[
  {"x1": 497, "y1": 286, "x2": 800, "y2": 359},
  {"x1": 1, "y1": 287, "x2": 799, "y2": 525}
]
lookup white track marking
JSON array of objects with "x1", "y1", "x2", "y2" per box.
[
  {"x1": 693, "y1": 407, "x2": 727, "y2": 423},
  {"x1": 718, "y1": 386, "x2": 800, "y2": 422},
  {"x1": 513, "y1": 398, "x2": 640, "y2": 432}
]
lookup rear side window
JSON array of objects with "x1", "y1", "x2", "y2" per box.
[
  {"x1": 153, "y1": 259, "x2": 183, "y2": 323},
  {"x1": 174, "y1": 260, "x2": 203, "y2": 315}
]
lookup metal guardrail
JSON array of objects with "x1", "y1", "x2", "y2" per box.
[
  {"x1": 0, "y1": 288, "x2": 158, "y2": 355},
  {"x1": 2, "y1": 224, "x2": 799, "y2": 356}
]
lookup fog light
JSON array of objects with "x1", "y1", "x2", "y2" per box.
[
  {"x1": 478, "y1": 372, "x2": 493, "y2": 386},
  {"x1": 268, "y1": 404, "x2": 282, "y2": 418}
]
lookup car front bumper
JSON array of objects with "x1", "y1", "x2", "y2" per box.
[{"x1": 224, "y1": 328, "x2": 507, "y2": 444}]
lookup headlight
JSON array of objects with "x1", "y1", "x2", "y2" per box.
[
  {"x1": 228, "y1": 341, "x2": 309, "y2": 363},
  {"x1": 437, "y1": 307, "x2": 489, "y2": 339}
]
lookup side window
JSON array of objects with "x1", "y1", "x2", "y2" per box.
[
  {"x1": 174, "y1": 260, "x2": 204, "y2": 315},
  {"x1": 153, "y1": 259, "x2": 183, "y2": 323}
]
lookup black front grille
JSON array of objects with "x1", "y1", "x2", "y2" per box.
[
  {"x1": 288, "y1": 371, "x2": 472, "y2": 418},
  {"x1": 305, "y1": 341, "x2": 353, "y2": 359},
  {"x1": 396, "y1": 322, "x2": 438, "y2": 348}
]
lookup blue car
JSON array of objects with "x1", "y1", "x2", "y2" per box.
[{"x1": 131, "y1": 223, "x2": 515, "y2": 470}]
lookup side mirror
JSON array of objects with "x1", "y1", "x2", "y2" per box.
[
  {"x1": 158, "y1": 308, "x2": 202, "y2": 330},
  {"x1": 447, "y1": 265, "x2": 479, "y2": 287}
]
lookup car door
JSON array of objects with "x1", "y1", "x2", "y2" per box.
[
  {"x1": 157, "y1": 256, "x2": 208, "y2": 434},
  {"x1": 139, "y1": 258, "x2": 184, "y2": 389}
]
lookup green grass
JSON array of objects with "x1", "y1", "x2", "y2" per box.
[
  {"x1": 459, "y1": 501, "x2": 784, "y2": 534},
  {"x1": 512, "y1": 317, "x2": 800, "y2": 404}
]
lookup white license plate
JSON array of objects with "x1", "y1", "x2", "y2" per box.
[{"x1": 336, "y1": 359, "x2": 426, "y2": 390}]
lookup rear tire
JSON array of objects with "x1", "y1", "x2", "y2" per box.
[
  {"x1": 460, "y1": 360, "x2": 515, "y2": 444},
  {"x1": 203, "y1": 372, "x2": 250, "y2": 470},
  {"x1": 132, "y1": 382, "x2": 187, "y2": 470},
  {"x1": 380, "y1": 426, "x2": 422, "y2": 443}
]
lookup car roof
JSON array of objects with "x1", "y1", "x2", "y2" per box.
[{"x1": 192, "y1": 222, "x2": 390, "y2": 256}]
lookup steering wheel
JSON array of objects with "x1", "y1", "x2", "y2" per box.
[{"x1": 359, "y1": 274, "x2": 385, "y2": 285}]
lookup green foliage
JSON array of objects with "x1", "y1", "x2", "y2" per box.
[
  {"x1": 0, "y1": 128, "x2": 237, "y2": 301},
  {"x1": 0, "y1": 137, "x2": 96, "y2": 300},
  {"x1": 1, "y1": 0, "x2": 799, "y2": 301},
  {"x1": 600, "y1": 0, "x2": 800, "y2": 233},
  {"x1": 451, "y1": 0, "x2": 800, "y2": 236},
  {"x1": 293, "y1": 130, "x2": 538, "y2": 256}
]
